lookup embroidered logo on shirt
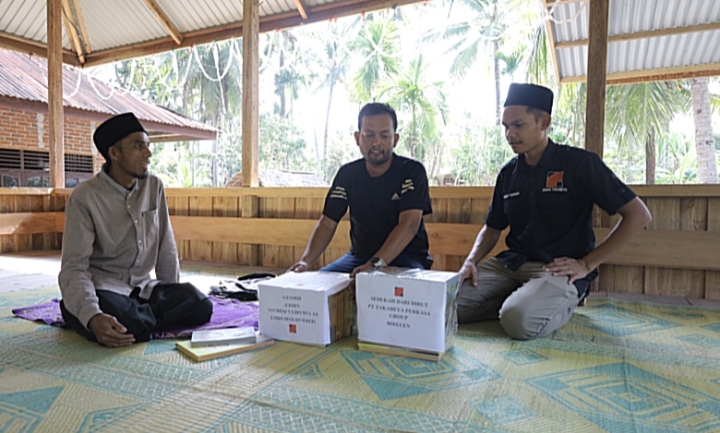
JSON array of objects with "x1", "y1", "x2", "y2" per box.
[
  {"x1": 543, "y1": 171, "x2": 568, "y2": 192},
  {"x1": 395, "y1": 287, "x2": 404, "y2": 297},
  {"x1": 329, "y1": 186, "x2": 347, "y2": 200},
  {"x1": 391, "y1": 193, "x2": 401, "y2": 201},
  {"x1": 401, "y1": 179, "x2": 415, "y2": 194}
]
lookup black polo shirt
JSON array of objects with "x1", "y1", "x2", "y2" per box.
[
  {"x1": 486, "y1": 140, "x2": 637, "y2": 296},
  {"x1": 323, "y1": 154, "x2": 432, "y2": 260}
]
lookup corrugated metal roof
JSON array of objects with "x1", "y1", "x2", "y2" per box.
[
  {"x1": 0, "y1": 48, "x2": 215, "y2": 134},
  {"x1": 162, "y1": 0, "x2": 245, "y2": 31},
  {"x1": 80, "y1": 0, "x2": 168, "y2": 51},
  {"x1": 0, "y1": 0, "x2": 424, "y2": 66},
  {"x1": 546, "y1": 0, "x2": 720, "y2": 83}
]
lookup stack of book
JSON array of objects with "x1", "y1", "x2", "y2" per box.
[
  {"x1": 176, "y1": 327, "x2": 274, "y2": 361},
  {"x1": 357, "y1": 342, "x2": 445, "y2": 362}
]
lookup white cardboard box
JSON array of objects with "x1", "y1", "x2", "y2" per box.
[
  {"x1": 258, "y1": 271, "x2": 353, "y2": 346},
  {"x1": 356, "y1": 267, "x2": 462, "y2": 354}
]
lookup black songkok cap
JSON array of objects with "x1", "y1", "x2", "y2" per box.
[
  {"x1": 93, "y1": 113, "x2": 146, "y2": 159},
  {"x1": 504, "y1": 83, "x2": 554, "y2": 115}
]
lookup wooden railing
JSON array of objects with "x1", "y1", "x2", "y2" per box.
[{"x1": 1, "y1": 185, "x2": 719, "y2": 299}]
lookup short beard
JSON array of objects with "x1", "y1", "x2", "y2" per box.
[
  {"x1": 366, "y1": 152, "x2": 391, "y2": 166},
  {"x1": 134, "y1": 170, "x2": 149, "y2": 180}
]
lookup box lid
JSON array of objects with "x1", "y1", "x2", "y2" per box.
[
  {"x1": 364, "y1": 267, "x2": 461, "y2": 283},
  {"x1": 258, "y1": 271, "x2": 351, "y2": 296}
]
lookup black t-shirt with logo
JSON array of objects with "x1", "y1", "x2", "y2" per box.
[
  {"x1": 323, "y1": 154, "x2": 432, "y2": 260},
  {"x1": 486, "y1": 140, "x2": 637, "y2": 296}
]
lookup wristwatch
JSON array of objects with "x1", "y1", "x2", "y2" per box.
[{"x1": 370, "y1": 257, "x2": 387, "y2": 268}]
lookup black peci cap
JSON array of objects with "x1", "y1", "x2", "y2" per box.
[
  {"x1": 504, "y1": 83, "x2": 554, "y2": 115},
  {"x1": 93, "y1": 113, "x2": 146, "y2": 159}
]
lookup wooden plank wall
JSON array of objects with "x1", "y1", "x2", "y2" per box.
[
  {"x1": 2, "y1": 185, "x2": 720, "y2": 299},
  {"x1": 0, "y1": 189, "x2": 65, "y2": 253},
  {"x1": 598, "y1": 187, "x2": 720, "y2": 300}
]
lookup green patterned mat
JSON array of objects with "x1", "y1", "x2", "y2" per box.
[{"x1": 1, "y1": 286, "x2": 720, "y2": 433}]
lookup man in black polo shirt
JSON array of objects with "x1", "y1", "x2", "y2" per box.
[
  {"x1": 457, "y1": 83, "x2": 652, "y2": 340},
  {"x1": 289, "y1": 102, "x2": 433, "y2": 277}
]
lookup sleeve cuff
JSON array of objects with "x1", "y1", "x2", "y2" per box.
[{"x1": 78, "y1": 304, "x2": 104, "y2": 329}]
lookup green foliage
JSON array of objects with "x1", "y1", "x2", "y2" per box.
[
  {"x1": 110, "y1": 0, "x2": 718, "y2": 188},
  {"x1": 151, "y1": 142, "x2": 213, "y2": 188},
  {"x1": 605, "y1": 82, "x2": 689, "y2": 152},
  {"x1": 378, "y1": 55, "x2": 448, "y2": 162},
  {"x1": 259, "y1": 113, "x2": 313, "y2": 171},
  {"x1": 451, "y1": 118, "x2": 512, "y2": 185},
  {"x1": 349, "y1": 14, "x2": 401, "y2": 102}
]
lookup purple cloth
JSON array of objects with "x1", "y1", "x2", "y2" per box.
[{"x1": 11, "y1": 296, "x2": 259, "y2": 339}]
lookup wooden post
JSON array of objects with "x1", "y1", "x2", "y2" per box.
[
  {"x1": 242, "y1": 0, "x2": 259, "y2": 187},
  {"x1": 584, "y1": 0, "x2": 610, "y2": 294},
  {"x1": 47, "y1": 0, "x2": 65, "y2": 188},
  {"x1": 241, "y1": 195, "x2": 259, "y2": 265},
  {"x1": 584, "y1": 0, "x2": 609, "y2": 158}
]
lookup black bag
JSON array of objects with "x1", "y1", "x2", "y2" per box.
[{"x1": 209, "y1": 272, "x2": 276, "y2": 301}]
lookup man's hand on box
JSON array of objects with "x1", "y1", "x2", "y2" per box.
[
  {"x1": 350, "y1": 262, "x2": 374, "y2": 279},
  {"x1": 288, "y1": 261, "x2": 310, "y2": 273}
]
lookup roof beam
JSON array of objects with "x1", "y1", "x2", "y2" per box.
[
  {"x1": 71, "y1": 0, "x2": 92, "y2": 53},
  {"x1": 555, "y1": 22, "x2": 720, "y2": 49},
  {"x1": 560, "y1": 63, "x2": 720, "y2": 85},
  {"x1": 83, "y1": 0, "x2": 422, "y2": 67},
  {"x1": 0, "y1": 31, "x2": 77, "y2": 65},
  {"x1": 141, "y1": 0, "x2": 184, "y2": 45},
  {"x1": 61, "y1": 0, "x2": 85, "y2": 64},
  {"x1": 543, "y1": 11, "x2": 561, "y2": 87},
  {"x1": 293, "y1": 0, "x2": 310, "y2": 20}
]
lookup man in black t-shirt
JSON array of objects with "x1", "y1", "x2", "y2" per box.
[
  {"x1": 457, "y1": 83, "x2": 652, "y2": 340},
  {"x1": 289, "y1": 103, "x2": 433, "y2": 277}
]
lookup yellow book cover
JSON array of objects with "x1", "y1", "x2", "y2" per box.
[
  {"x1": 176, "y1": 334, "x2": 275, "y2": 361},
  {"x1": 357, "y1": 341, "x2": 443, "y2": 362}
]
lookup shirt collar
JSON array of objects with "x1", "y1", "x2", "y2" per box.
[
  {"x1": 517, "y1": 139, "x2": 557, "y2": 170},
  {"x1": 535, "y1": 139, "x2": 557, "y2": 168},
  {"x1": 99, "y1": 170, "x2": 138, "y2": 194}
]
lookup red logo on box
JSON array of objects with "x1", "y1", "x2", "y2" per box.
[
  {"x1": 289, "y1": 324, "x2": 297, "y2": 333},
  {"x1": 394, "y1": 287, "x2": 404, "y2": 297}
]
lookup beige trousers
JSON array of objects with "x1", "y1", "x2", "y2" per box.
[{"x1": 456, "y1": 258, "x2": 579, "y2": 340}]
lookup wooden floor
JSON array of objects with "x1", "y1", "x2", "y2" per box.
[{"x1": 1, "y1": 250, "x2": 719, "y2": 310}]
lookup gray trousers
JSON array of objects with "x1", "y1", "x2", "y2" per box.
[{"x1": 456, "y1": 258, "x2": 579, "y2": 340}]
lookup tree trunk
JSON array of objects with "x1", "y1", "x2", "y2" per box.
[
  {"x1": 212, "y1": 114, "x2": 220, "y2": 187},
  {"x1": 645, "y1": 127, "x2": 656, "y2": 184},
  {"x1": 493, "y1": 38, "x2": 502, "y2": 126},
  {"x1": 313, "y1": 127, "x2": 321, "y2": 177},
  {"x1": 322, "y1": 79, "x2": 335, "y2": 174},
  {"x1": 279, "y1": 49, "x2": 286, "y2": 117},
  {"x1": 691, "y1": 77, "x2": 719, "y2": 183}
]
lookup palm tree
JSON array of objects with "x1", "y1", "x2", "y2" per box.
[
  {"x1": 307, "y1": 23, "x2": 352, "y2": 175},
  {"x1": 524, "y1": 23, "x2": 555, "y2": 86},
  {"x1": 265, "y1": 30, "x2": 310, "y2": 118},
  {"x1": 427, "y1": 0, "x2": 507, "y2": 125},
  {"x1": 690, "y1": 78, "x2": 719, "y2": 183},
  {"x1": 378, "y1": 55, "x2": 448, "y2": 162},
  {"x1": 115, "y1": 40, "x2": 243, "y2": 186},
  {"x1": 605, "y1": 81, "x2": 690, "y2": 184},
  {"x1": 349, "y1": 13, "x2": 401, "y2": 102}
]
